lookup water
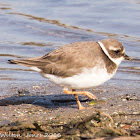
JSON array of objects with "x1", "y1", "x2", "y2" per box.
[{"x1": 0, "y1": 0, "x2": 140, "y2": 96}]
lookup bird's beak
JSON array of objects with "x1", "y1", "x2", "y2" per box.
[{"x1": 124, "y1": 54, "x2": 133, "y2": 61}]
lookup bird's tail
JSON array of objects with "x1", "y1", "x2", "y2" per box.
[{"x1": 8, "y1": 57, "x2": 47, "y2": 70}]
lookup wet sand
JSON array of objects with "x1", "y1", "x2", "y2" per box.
[{"x1": 0, "y1": 83, "x2": 139, "y2": 139}]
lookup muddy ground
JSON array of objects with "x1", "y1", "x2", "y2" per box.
[{"x1": 0, "y1": 83, "x2": 139, "y2": 140}]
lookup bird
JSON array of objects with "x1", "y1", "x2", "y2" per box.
[{"x1": 9, "y1": 39, "x2": 132, "y2": 110}]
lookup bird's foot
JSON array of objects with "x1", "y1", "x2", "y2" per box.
[
  {"x1": 78, "y1": 104, "x2": 86, "y2": 110},
  {"x1": 63, "y1": 89, "x2": 97, "y2": 100},
  {"x1": 82, "y1": 91, "x2": 98, "y2": 100},
  {"x1": 63, "y1": 89, "x2": 97, "y2": 110}
]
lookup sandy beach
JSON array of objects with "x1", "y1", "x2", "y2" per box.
[{"x1": 0, "y1": 82, "x2": 139, "y2": 139}]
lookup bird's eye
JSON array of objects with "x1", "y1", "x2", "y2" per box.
[{"x1": 114, "y1": 50, "x2": 120, "y2": 54}]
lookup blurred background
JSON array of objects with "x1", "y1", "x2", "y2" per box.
[{"x1": 0, "y1": 0, "x2": 140, "y2": 96}]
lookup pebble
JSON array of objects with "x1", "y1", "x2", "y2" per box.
[
  {"x1": 126, "y1": 96, "x2": 130, "y2": 101},
  {"x1": 49, "y1": 117, "x2": 56, "y2": 120},
  {"x1": 115, "y1": 123, "x2": 118, "y2": 126},
  {"x1": 120, "y1": 124, "x2": 125, "y2": 127},
  {"x1": 122, "y1": 99, "x2": 127, "y2": 101},
  {"x1": 130, "y1": 96, "x2": 137, "y2": 100},
  {"x1": 33, "y1": 86, "x2": 41, "y2": 90},
  {"x1": 60, "y1": 126, "x2": 63, "y2": 130},
  {"x1": 133, "y1": 112, "x2": 139, "y2": 115},
  {"x1": 112, "y1": 112, "x2": 118, "y2": 115},
  {"x1": 39, "y1": 109, "x2": 43, "y2": 112}
]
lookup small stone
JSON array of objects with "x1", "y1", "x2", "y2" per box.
[
  {"x1": 49, "y1": 117, "x2": 56, "y2": 120},
  {"x1": 60, "y1": 126, "x2": 63, "y2": 130},
  {"x1": 115, "y1": 123, "x2": 118, "y2": 126},
  {"x1": 122, "y1": 99, "x2": 127, "y2": 101},
  {"x1": 18, "y1": 90, "x2": 30, "y2": 96},
  {"x1": 133, "y1": 112, "x2": 139, "y2": 115},
  {"x1": 33, "y1": 86, "x2": 40, "y2": 90},
  {"x1": 126, "y1": 96, "x2": 130, "y2": 101},
  {"x1": 125, "y1": 116, "x2": 128, "y2": 119},
  {"x1": 39, "y1": 109, "x2": 43, "y2": 112},
  {"x1": 130, "y1": 96, "x2": 137, "y2": 100},
  {"x1": 113, "y1": 112, "x2": 118, "y2": 115},
  {"x1": 120, "y1": 123, "x2": 125, "y2": 127}
]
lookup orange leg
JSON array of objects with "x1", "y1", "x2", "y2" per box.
[
  {"x1": 72, "y1": 89, "x2": 85, "y2": 110},
  {"x1": 63, "y1": 89, "x2": 97, "y2": 110},
  {"x1": 74, "y1": 94, "x2": 85, "y2": 110}
]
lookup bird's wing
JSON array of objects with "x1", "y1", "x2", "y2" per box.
[{"x1": 9, "y1": 41, "x2": 101, "y2": 77}]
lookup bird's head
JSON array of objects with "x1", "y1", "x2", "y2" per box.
[{"x1": 98, "y1": 39, "x2": 132, "y2": 66}]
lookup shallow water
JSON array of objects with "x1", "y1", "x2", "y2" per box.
[{"x1": 0, "y1": 0, "x2": 140, "y2": 96}]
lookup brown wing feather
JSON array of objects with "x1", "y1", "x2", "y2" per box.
[
  {"x1": 40, "y1": 41, "x2": 102, "y2": 77},
  {"x1": 9, "y1": 41, "x2": 103, "y2": 77}
]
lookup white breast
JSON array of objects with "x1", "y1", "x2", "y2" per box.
[{"x1": 43, "y1": 66, "x2": 117, "y2": 89}]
